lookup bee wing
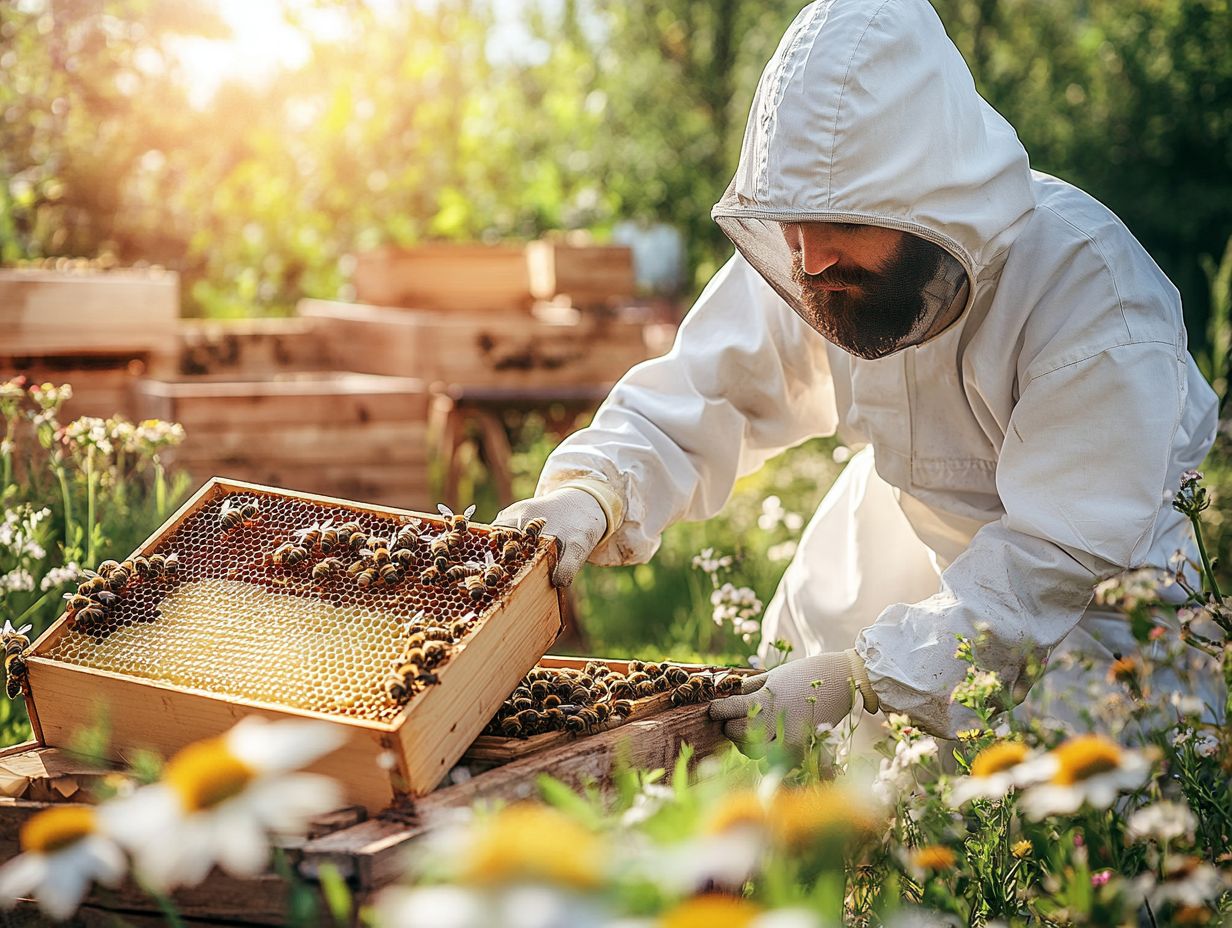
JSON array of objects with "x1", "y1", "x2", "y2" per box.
[
  {"x1": 16, "y1": 623, "x2": 31, "y2": 636},
  {"x1": 96, "y1": 591, "x2": 118, "y2": 603},
  {"x1": 463, "y1": 504, "x2": 476, "y2": 519},
  {"x1": 319, "y1": 518, "x2": 334, "y2": 531},
  {"x1": 437, "y1": 503, "x2": 454, "y2": 519}
]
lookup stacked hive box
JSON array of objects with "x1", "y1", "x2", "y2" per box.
[
  {"x1": 137, "y1": 373, "x2": 432, "y2": 509},
  {"x1": 24, "y1": 479, "x2": 564, "y2": 812},
  {"x1": 0, "y1": 266, "x2": 179, "y2": 419}
]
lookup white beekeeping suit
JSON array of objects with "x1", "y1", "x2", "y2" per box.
[{"x1": 513, "y1": 0, "x2": 1219, "y2": 738}]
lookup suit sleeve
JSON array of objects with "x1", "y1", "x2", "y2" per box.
[
  {"x1": 538, "y1": 253, "x2": 839, "y2": 564},
  {"x1": 855, "y1": 340, "x2": 1189, "y2": 737}
]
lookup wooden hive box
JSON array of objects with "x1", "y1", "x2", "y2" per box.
[
  {"x1": 0, "y1": 267, "x2": 179, "y2": 359},
  {"x1": 137, "y1": 372, "x2": 432, "y2": 509},
  {"x1": 177, "y1": 317, "x2": 332, "y2": 377},
  {"x1": 352, "y1": 243, "x2": 532, "y2": 314},
  {"x1": 22, "y1": 478, "x2": 565, "y2": 814},
  {"x1": 298, "y1": 300, "x2": 661, "y2": 389},
  {"x1": 525, "y1": 241, "x2": 636, "y2": 308}
]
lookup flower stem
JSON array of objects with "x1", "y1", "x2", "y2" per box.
[
  {"x1": 13, "y1": 590, "x2": 51, "y2": 626},
  {"x1": 85, "y1": 448, "x2": 96, "y2": 566},
  {"x1": 54, "y1": 464, "x2": 73, "y2": 553},
  {"x1": 1188, "y1": 513, "x2": 1222, "y2": 601}
]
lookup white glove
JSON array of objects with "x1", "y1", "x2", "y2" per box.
[
  {"x1": 493, "y1": 482, "x2": 621, "y2": 586},
  {"x1": 709, "y1": 649, "x2": 879, "y2": 754}
]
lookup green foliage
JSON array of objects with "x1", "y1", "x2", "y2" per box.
[{"x1": 3, "y1": 0, "x2": 1228, "y2": 337}]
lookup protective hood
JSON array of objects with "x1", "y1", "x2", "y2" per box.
[{"x1": 712, "y1": 0, "x2": 1036, "y2": 356}]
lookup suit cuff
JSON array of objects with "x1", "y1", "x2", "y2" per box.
[{"x1": 552, "y1": 479, "x2": 625, "y2": 545}]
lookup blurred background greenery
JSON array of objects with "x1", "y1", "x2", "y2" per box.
[{"x1": 2, "y1": 0, "x2": 1230, "y2": 333}]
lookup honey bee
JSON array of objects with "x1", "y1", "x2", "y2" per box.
[
  {"x1": 384, "y1": 676, "x2": 408, "y2": 702},
  {"x1": 105, "y1": 568, "x2": 128, "y2": 592},
  {"x1": 94, "y1": 590, "x2": 118, "y2": 605},
  {"x1": 219, "y1": 498, "x2": 259, "y2": 531},
  {"x1": 444, "y1": 530, "x2": 464, "y2": 549},
  {"x1": 643, "y1": 662, "x2": 663, "y2": 677},
  {"x1": 76, "y1": 575, "x2": 108, "y2": 597},
  {"x1": 529, "y1": 679, "x2": 552, "y2": 700},
  {"x1": 521, "y1": 517, "x2": 546, "y2": 540},
  {"x1": 512, "y1": 694, "x2": 534, "y2": 712},
  {"x1": 349, "y1": 532, "x2": 370, "y2": 552},
  {"x1": 437, "y1": 503, "x2": 476, "y2": 532},
  {"x1": 347, "y1": 559, "x2": 369, "y2": 578},
  {"x1": 63, "y1": 592, "x2": 94, "y2": 612},
  {"x1": 421, "y1": 640, "x2": 450, "y2": 667},
  {"x1": 611, "y1": 699, "x2": 634, "y2": 717},
  {"x1": 715, "y1": 673, "x2": 742, "y2": 697},
  {"x1": 365, "y1": 535, "x2": 390, "y2": 553},
  {"x1": 541, "y1": 693, "x2": 562, "y2": 709},
  {"x1": 420, "y1": 626, "x2": 451, "y2": 642},
  {"x1": 670, "y1": 681, "x2": 701, "y2": 706},
  {"x1": 312, "y1": 558, "x2": 344, "y2": 582},
  {"x1": 564, "y1": 714, "x2": 588, "y2": 734},
  {"x1": 319, "y1": 524, "x2": 341, "y2": 553},
  {"x1": 419, "y1": 566, "x2": 441, "y2": 585},
  {"x1": 665, "y1": 666, "x2": 689, "y2": 686},
  {"x1": 481, "y1": 553, "x2": 508, "y2": 588},
  {"x1": 362, "y1": 542, "x2": 391, "y2": 564},
  {"x1": 399, "y1": 649, "x2": 426, "y2": 670},
  {"x1": 379, "y1": 563, "x2": 403, "y2": 585},
  {"x1": 444, "y1": 564, "x2": 472, "y2": 583},
  {"x1": 3, "y1": 625, "x2": 31, "y2": 699},
  {"x1": 130, "y1": 556, "x2": 152, "y2": 580},
  {"x1": 634, "y1": 680, "x2": 658, "y2": 699},
  {"x1": 429, "y1": 536, "x2": 452, "y2": 559},
  {"x1": 500, "y1": 715, "x2": 525, "y2": 737},
  {"x1": 96, "y1": 560, "x2": 120, "y2": 575},
  {"x1": 356, "y1": 567, "x2": 378, "y2": 588},
  {"x1": 464, "y1": 576, "x2": 487, "y2": 602},
  {"x1": 295, "y1": 519, "x2": 333, "y2": 550},
  {"x1": 393, "y1": 548, "x2": 416, "y2": 568},
  {"x1": 74, "y1": 604, "x2": 105, "y2": 628},
  {"x1": 272, "y1": 543, "x2": 308, "y2": 568},
  {"x1": 163, "y1": 552, "x2": 180, "y2": 575},
  {"x1": 627, "y1": 660, "x2": 646, "y2": 673}
]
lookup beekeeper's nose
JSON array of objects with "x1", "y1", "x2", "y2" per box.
[{"x1": 801, "y1": 240, "x2": 842, "y2": 276}]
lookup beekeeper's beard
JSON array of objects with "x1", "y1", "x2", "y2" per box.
[{"x1": 789, "y1": 234, "x2": 947, "y2": 360}]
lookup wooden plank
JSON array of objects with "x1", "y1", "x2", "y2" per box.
[
  {"x1": 137, "y1": 372, "x2": 431, "y2": 428},
  {"x1": 525, "y1": 241, "x2": 635, "y2": 304},
  {"x1": 178, "y1": 318, "x2": 331, "y2": 376},
  {"x1": 173, "y1": 422, "x2": 429, "y2": 464},
  {"x1": 299, "y1": 299, "x2": 659, "y2": 388},
  {"x1": 353, "y1": 243, "x2": 532, "y2": 314},
  {"x1": 299, "y1": 703, "x2": 728, "y2": 888},
  {"x1": 0, "y1": 269, "x2": 179, "y2": 357}
]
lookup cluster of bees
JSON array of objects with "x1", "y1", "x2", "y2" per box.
[
  {"x1": 62, "y1": 553, "x2": 180, "y2": 635},
  {"x1": 2, "y1": 621, "x2": 32, "y2": 699},
  {"x1": 483, "y1": 660, "x2": 743, "y2": 739},
  {"x1": 255, "y1": 500, "x2": 546, "y2": 605},
  {"x1": 381, "y1": 608, "x2": 479, "y2": 702}
]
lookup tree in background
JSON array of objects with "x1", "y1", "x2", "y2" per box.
[{"x1": 2, "y1": 0, "x2": 1229, "y2": 341}]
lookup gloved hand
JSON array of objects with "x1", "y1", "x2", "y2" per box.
[
  {"x1": 708, "y1": 649, "x2": 879, "y2": 754},
  {"x1": 493, "y1": 481, "x2": 622, "y2": 586}
]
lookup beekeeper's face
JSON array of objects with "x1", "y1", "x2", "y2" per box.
[{"x1": 781, "y1": 221, "x2": 954, "y2": 359}]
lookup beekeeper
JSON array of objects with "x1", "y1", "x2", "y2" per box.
[{"x1": 496, "y1": 0, "x2": 1219, "y2": 748}]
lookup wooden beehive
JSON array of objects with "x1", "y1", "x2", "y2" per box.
[
  {"x1": 352, "y1": 243, "x2": 532, "y2": 314},
  {"x1": 0, "y1": 267, "x2": 179, "y2": 358},
  {"x1": 137, "y1": 372, "x2": 432, "y2": 509},
  {"x1": 298, "y1": 300, "x2": 660, "y2": 389},
  {"x1": 525, "y1": 241, "x2": 636, "y2": 308},
  {"x1": 177, "y1": 318, "x2": 332, "y2": 377},
  {"x1": 22, "y1": 478, "x2": 565, "y2": 813}
]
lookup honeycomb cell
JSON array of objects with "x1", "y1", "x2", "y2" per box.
[{"x1": 41, "y1": 489, "x2": 546, "y2": 723}]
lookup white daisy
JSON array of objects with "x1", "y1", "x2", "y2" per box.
[
  {"x1": 1125, "y1": 800, "x2": 1197, "y2": 845},
  {"x1": 373, "y1": 884, "x2": 608, "y2": 928},
  {"x1": 0, "y1": 805, "x2": 126, "y2": 920},
  {"x1": 1017, "y1": 735, "x2": 1153, "y2": 820},
  {"x1": 104, "y1": 717, "x2": 345, "y2": 891},
  {"x1": 948, "y1": 741, "x2": 1035, "y2": 806},
  {"x1": 1136, "y1": 856, "x2": 1228, "y2": 909}
]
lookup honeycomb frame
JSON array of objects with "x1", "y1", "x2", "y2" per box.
[{"x1": 24, "y1": 477, "x2": 564, "y2": 812}]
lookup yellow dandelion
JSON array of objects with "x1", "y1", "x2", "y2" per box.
[
  {"x1": 1107, "y1": 656, "x2": 1139, "y2": 685},
  {"x1": 460, "y1": 803, "x2": 603, "y2": 889},
  {"x1": 660, "y1": 894, "x2": 763, "y2": 928},
  {"x1": 970, "y1": 741, "x2": 1029, "y2": 778},
  {"x1": 1011, "y1": 839, "x2": 1032, "y2": 859},
  {"x1": 910, "y1": 844, "x2": 957, "y2": 872}
]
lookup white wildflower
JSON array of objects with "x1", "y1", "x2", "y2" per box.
[
  {"x1": 691, "y1": 547, "x2": 732, "y2": 575},
  {"x1": 767, "y1": 540, "x2": 798, "y2": 563},
  {"x1": 1016, "y1": 735, "x2": 1152, "y2": 819},
  {"x1": 1, "y1": 569, "x2": 35, "y2": 593},
  {"x1": 40, "y1": 563, "x2": 80, "y2": 591},
  {"x1": 1125, "y1": 801, "x2": 1196, "y2": 845}
]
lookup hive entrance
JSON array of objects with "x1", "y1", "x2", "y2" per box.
[{"x1": 40, "y1": 488, "x2": 545, "y2": 724}]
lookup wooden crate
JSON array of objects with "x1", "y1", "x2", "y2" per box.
[
  {"x1": 525, "y1": 241, "x2": 636, "y2": 307},
  {"x1": 0, "y1": 267, "x2": 179, "y2": 358},
  {"x1": 23, "y1": 478, "x2": 565, "y2": 814},
  {"x1": 137, "y1": 372, "x2": 432, "y2": 509},
  {"x1": 299, "y1": 300, "x2": 660, "y2": 389},
  {"x1": 352, "y1": 243, "x2": 532, "y2": 314},
  {"x1": 0, "y1": 355, "x2": 152, "y2": 421},
  {"x1": 178, "y1": 317, "x2": 331, "y2": 376}
]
